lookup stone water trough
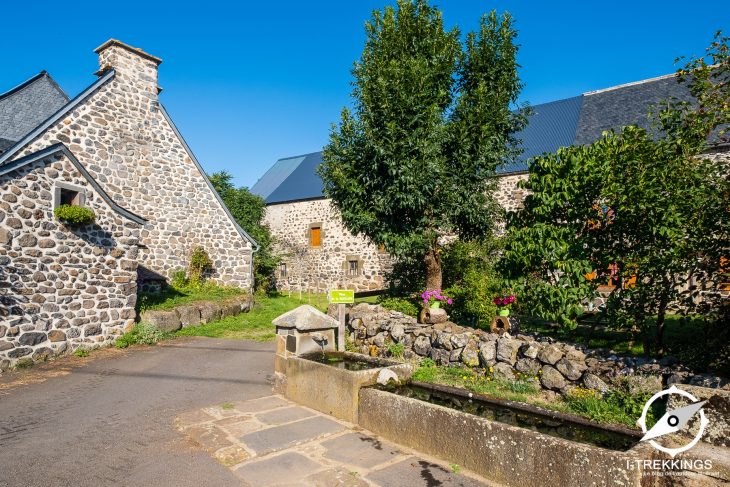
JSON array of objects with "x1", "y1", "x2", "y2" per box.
[
  {"x1": 273, "y1": 305, "x2": 412, "y2": 423},
  {"x1": 272, "y1": 306, "x2": 728, "y2": 487}
]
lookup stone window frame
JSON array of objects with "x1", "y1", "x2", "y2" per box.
[
  {"x1": 306, "y1": 222, "x2": 324, "y2": 248},
  {"x1": 343, "y1": 254, "x2": 363, "y2": 277},
  {"x1": 279, "y1": 262, "x2": 288, "y2": 279},
  {"x1": 53, "y1": 181, "x2": 87, "y2": 209}
]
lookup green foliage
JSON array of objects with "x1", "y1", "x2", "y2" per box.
[
  {"x1": 115, "y1": 322, "x2": 166, "y2": 348},
  {"x1": 502, "y1": 35, "x2": 730, "y2": 346},
  {"x1": 377, "y1": 296, "x2": 419, "y2": 317},
  {"x1": 188, "y1": 247, "x2": 212, "y2": 285},
  {"x1": 319, "y1": 1, "x2": 527, "y2": 288},
  {"x1": 209, "y1": 171, "x2": 279, "y2": 291},
  {"x1": 387, "y1": 342, "x2": 405, "y2": 359},
  {"x1": 565, "y1": 379, "x2": 664, "y2": 428},
  {"x1": 73, "y1": 348, "x2": 90, "y2": 358},
  {"x1": 170, "y1": 269, "x2": 188, "y2": 289},
  {"x1": 54, "y1": 204, "x2": 95, "y2": 226},
  {"x1": 443, "y1": 239, "x2": 503, "y2": 328}
]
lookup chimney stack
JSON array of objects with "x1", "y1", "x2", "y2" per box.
[{"x1": 94, "y1": 39, "x2": 162, "y2": 109}]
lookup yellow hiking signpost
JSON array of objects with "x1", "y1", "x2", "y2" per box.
[
  {"x1": 328, "y1": 289, "x2": 355, "y2": 304},
  {"x1": 328, "y1": 289, "x2": 354, "y2": 351}
]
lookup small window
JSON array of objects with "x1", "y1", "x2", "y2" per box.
[
  {"x1": 347, "y1": 259, "x2": 360, "y2": 277},
  {"x1": 60, "y1": 188, "x2": 81, "y2": 206},
  {"x1": 54, "y1": 183, "x2": 86, "y2": 209},
  {"x1": 279, "y1": 263, "x2": 288, "y2": 279},
  {"x1": 310, "y1": 226, "x2": 321, "y2": 247}
]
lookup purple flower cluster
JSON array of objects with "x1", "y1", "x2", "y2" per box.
[
  {"x1": 421, "y1": 289, "x2": 453, "y2": 306},
  {"x1": 493, "y1": 295, "x2": 516, "y2": 306}
]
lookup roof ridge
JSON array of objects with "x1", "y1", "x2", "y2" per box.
[
  {"x1": 583, "y1": 72, "x2": 677, "y2": 96},
  {"x1": 0, "y1": 69, "x2": 116, "y2": 166},
  {"x1": 0, "y1": 71, "x2": 49, "y2": 101}
]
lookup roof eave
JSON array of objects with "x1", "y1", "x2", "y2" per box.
[
  {"x1": 0, "y1": 143, "x2": 147, "y2": 225},
  {"x1": 158, "y1": 104, "x2": 259, "y2": 250}
]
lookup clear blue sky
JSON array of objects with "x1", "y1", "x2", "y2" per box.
[{"x1": 1, "y1": 1, "x2": 727, "y2": 188}]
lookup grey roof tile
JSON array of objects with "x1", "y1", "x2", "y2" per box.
[
  {"x1": 252, "y1": 73, "x2": 704, "y2": 205},
  {"x1": 0, "y1": 71, "x2": 69, "y2": 143}
]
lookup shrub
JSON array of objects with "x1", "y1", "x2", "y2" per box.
[
  {"x1": 442, "y1": 239, "x2": 503, "y2": 328},
  {"x1": 170, "y1": 269, "x2": 188, "y2": 288},
  {"x1": 54, "y1": 204, "x2": 96, "y2": 226},
  {"x1": 188, "y1": 247, "x2": 212, "y2": 285},
  {"x1": 115, "y1": 322, "x2": 165, "y2": 348},
  {"x1": 378, "y1": 296, "x2": 419, "y2": 317}
]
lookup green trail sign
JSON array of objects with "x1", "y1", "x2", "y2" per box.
[{"x1": 328, "y1": 289, "x2": 355, "y2": 304}]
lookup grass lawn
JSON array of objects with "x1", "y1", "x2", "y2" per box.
[
  {"x1": 174, "y1": 293, "x2": 315, "y2": 342},
  {"x1": 137, "y1": 283, "x2": 245, "y2": 312}
]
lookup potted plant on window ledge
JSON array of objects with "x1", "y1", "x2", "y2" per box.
[{"x1": 54, "y1": 204, "x2": 96, "y2": 227}]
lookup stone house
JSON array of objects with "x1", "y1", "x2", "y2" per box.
[
  {"x1": 253, "y1": 73, "x2": 729, "y2": 293},
  {"x1": 0, "y1": 40, "x2": 257, "y2": 368}
]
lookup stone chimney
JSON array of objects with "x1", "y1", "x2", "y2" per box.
[{"x1": 94, "y1": 39, "x2": 162, "y2": 109}]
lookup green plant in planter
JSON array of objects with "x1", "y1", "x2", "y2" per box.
[
  {"x1": 188, "y1": 246, "x2": 213, "y2": 285},
  {"x1": 54, "y1": 204, "x2": 96, "y2": 226}
]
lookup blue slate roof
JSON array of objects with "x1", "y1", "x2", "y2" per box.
[
  {"x1": 254, "y1": 73, "x2": 700, "y2": 205},
  {"x1": 0, "y1": 71, "x2": 69, "y2": 152}
]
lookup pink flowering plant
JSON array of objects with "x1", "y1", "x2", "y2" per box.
[
  {"x1": 493, "y1": 294, "x2": 516, "y2": 309},
  {"x1": 421, "y1": 289, "x2": 453, "y2": 308}
]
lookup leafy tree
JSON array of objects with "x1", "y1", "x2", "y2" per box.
[
  {"x1": 319, "y1": 0, "x2": 526, "y2": 290},
  {"x1": 208, "y1": 171, "x2": 279, "y2": 291},
  {"x1": 502, "y1": 33, "x2": 729, "y2": 355}
]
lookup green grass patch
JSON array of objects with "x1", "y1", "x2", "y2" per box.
[
  {"x1": 73, "y1": 348, "x2": 90, "y2": 358},
  {"x1": 116, "y1": 323, "x2": 167, "y2": 348},
  {"x1": 175, "y1": 293, "x2": 319, "y2": 342},
  {"x1": 137, "y1": 283, "x2": 245, "y2": 313}
]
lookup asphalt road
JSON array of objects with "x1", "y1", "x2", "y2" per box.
[{"x1": 0, "y1": 338, "x2": 275, "y2": 487}]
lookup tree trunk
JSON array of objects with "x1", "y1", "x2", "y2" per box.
[
  {"x1": 655, "y1": 276, "x2": 671, "y2": 357},
  {"x1": 424, "y1": 246, "x2": 442, "y2": 291}
]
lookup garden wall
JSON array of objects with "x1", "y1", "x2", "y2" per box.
[{"x1": 341, "y1": 303, "x2": 729, "y2": 394}]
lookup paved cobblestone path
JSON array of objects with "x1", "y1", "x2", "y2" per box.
[{"x1": 0, "y1": 337, "x2": 497, "y2": 486}]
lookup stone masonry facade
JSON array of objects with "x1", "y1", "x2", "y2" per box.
[
  {"x1": 12, "y1": 41, "x2": 254, "y2": 289},
  {"x1": 0, "y1": 152, "x2": 141, "y2": 370},
  {"x1": 265, "y1": 174, "x2": 527, "y2": 293},
  {"x1": 265, "y1": 198, "x2": 392, "y2": 293}
]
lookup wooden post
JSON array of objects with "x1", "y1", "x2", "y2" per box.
[{"x1": 338, "y1": 303, "x2": 346, "y2": 351}]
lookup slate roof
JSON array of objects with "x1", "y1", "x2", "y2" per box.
[
  {"x1": 253, "y1": 73, "x2": 703, "y2": 205},
  {"x1": 0, "y1": 71, "x2": 69, "y2": 152}
]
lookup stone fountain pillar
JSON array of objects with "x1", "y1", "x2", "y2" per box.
[{"x1": 272, "y1": 305, "x2": 339, "y2": 393}]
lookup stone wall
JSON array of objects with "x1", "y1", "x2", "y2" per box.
[
  {"x1": 264, "y1": 174, "x2": 529, "y2": 293},
  {"x1": 0, "y1": 152, "x2": 141, "y2": 370},
  {"x1": 343, "y1": 303, "x2": 729, "y2": 393},
  {"x1": 10, "y1": 41, "x2": 253, "y2": 289},
  {"x1": 264, "y1": 198, "x2": 392, "y2": 292}
]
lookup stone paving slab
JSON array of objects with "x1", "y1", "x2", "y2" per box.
[
  {"x1": 321, "y1": 433, "x2": 401, "y2": 469},
  {"x1": 257, "y1": 405, "x2": 316, "y2": 425},
  {"x1": 366, "y1": 458, "x2": 487, "y2": 487},
  {"x1": 239, "y1": 415, "x2": 345, "y2": 455},
  {"x1": 176, "y1": 394, "x2": 498, "y2": 487}
]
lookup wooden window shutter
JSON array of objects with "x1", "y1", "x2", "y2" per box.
[{"x1": 311, "y1": 227, "x2": 321, "y2": 247}]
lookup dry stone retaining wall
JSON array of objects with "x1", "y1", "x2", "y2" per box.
[
  {"x1": 342, "y1": 303, "x2": 729, "y2": 393},
  {"x1": 139, "y1": 295, "x2": 252, "y2": 332},
  {"x1": 0, "y1": 153, "x2": 141, "y2": 370}
]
